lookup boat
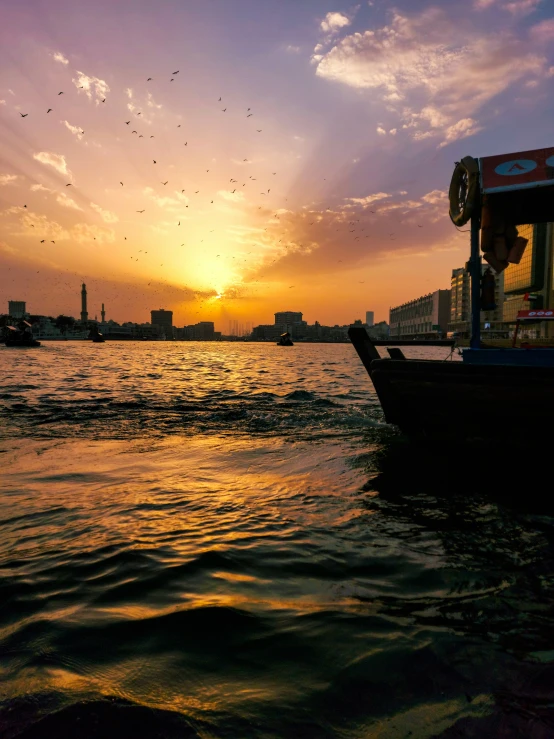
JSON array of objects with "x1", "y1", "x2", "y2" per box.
[
  {"x1": 348, "y1": 145, "x2": 554, "y2": 443},
  {"x1": 277, "y1": 332, "x2": 294, "y2": 346},
  {"x1": 1, "y1": 322, "x2": 41, "y2": 348},
  {"x1": 89, "y1": 327, "x2": 106, "y2": 343}
]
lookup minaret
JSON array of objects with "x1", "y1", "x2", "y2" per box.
[
  {"x1": 81, "y1": 283, "x2": 88, "y2": 323},
  {"x1": 101, "y1": 303, "x2": 105, "y2": 323}
]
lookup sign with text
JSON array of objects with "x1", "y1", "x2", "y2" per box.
[
  {"x1": 480, "y1": 147, "x2": 554, "y2": 194},
  {"x1": 516, "y1": 310, "x2": 554, "y2": 320}
]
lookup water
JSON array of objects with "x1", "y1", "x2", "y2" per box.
[{"x1": 1, "y1": 342, "x2": 553, "y2": 738}]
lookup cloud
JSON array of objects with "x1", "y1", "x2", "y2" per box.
[
  {"x1": 125, "y1": 87, "x2": 133, "y2": 99},
  {"x1": 33, "y1": 151, "x2": 72, "y2": 178},
  {"x1": 0, "y1": 174, "x2": 20, "y2": 186},
  {"x1": 90, "y1": 202, "x2": 119, "y2": 223},
  {"x1": 218, "y1": 190, "x2": 245, "y2": 202},
  {"x1": 530, "y1": 18, "x2": 554, "y2": 42},
  {"x1": 313, "y1": 8, "x2": 549, "y2": 145},
  {"x1": 52, "y1": 51, "x2": 69, "y2": 65},
  {"x1": 286, "y1": 45, "x2": 301, "y2": 53},
  {"x1": 72, "y1": 223, "x2": 115, "y2": 244},
  {"x1": 376, "y1": 126, "x2": 386, "y2": 135},
  {"x1": 0, "y1": 100, "x2": 5, "y2": 105},
  {"x1": 72, "y1": 71, "x2": 110, "y2": 103},
  {"x1": 474, "y1": 0, "x2": 541, "y2": 13},
  {"x1": 320, "y1": 12, "x2": 351, "y2": 34},
  {"x1": 63, "y1": 120, "x2": 85, "y2": 141},
  {"x1": 146, "y1": 93, "x2": 162, "y2": 109},
  {"x1": 143, "y1": 186, "x2": 182, "y2": 211},
  {"x1": 438, "y1": 118, "x2": 483, "y2": 148},
  {"x1": 29, "y1": 183, "x2": 81, "y2": 210},
  {"x1": 56, "y1": 192, "x2": 82, "y2": 210},
  {"x1": 344, "y1": 192, "x2": 391, "y2": 208}
]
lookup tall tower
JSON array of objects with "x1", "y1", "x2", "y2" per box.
[
  {"x1": 81, "y1": 283, "x2": 88, "y2": 323},
  {"x1": 101, "y1": 303, "x2": 105, "y2": 323}
]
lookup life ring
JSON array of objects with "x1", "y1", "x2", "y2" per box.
[{"x1": 448, "y1": 155, "x2": 480, "y2": 227}]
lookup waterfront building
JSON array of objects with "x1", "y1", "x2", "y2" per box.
[
  {"x1": 367, "y1": 320, "x2": 389, "y2": 339},
  {"x1": 501, "y1": 223, "x2": 554, "y2": 338},
  {"x1": 389, "y1": 290, "x2": 451, "y2": 338},
  {"x1": 150, "y1": 309, "x2": 173, "y2": 338},
  {"x1": 274, "y1": 311, "x2": 303, "y2": 326},
  {"x1": 8, "y1": 301, "x2": 26, "y2": 319},
  {"x1": 177, "y1": 321, "x2": 219, "y2": 340},
  {"x1": 365, "y1": 311, "x2": 374, "y2": 327},
  {"x1": 449, "y1": 265, "x2": 505, "y2": 337}
]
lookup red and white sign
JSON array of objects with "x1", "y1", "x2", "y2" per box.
[
  {"x1": 516, "y1": 310, "x2": 554, "y2": 320},
  {"x1": 480, "y1": 147, "x2": 554, "y2": 194}
]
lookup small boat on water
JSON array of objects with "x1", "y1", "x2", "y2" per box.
[
  {"x1": 89, "y1": 327, "x2": 106, "y2": 343},
  {"x1": 1, "y1": 322, "x2": 41, "y2": 348},
  {"x1": 277, "y1": 332, "x2": 294, "y2": 346},
  {"x1": 349, "y1": 144, "x2": 554, "y2": 444}
]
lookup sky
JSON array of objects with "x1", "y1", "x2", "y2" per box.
[{"x1": 1, "y1": 0, "x2": 553, "y2": 331}]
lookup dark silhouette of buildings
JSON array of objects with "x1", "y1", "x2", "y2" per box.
[{"x1": 150, "y1": 309, "x2": 173, "y2": 338}]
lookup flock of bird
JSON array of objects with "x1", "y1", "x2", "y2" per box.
[{"x1": 9, "y1": 64, "x2": 426, "y2": 321}]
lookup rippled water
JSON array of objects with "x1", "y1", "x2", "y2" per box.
[{"x1": 1, "y1": 342, "x2": 553, "y2": 738}]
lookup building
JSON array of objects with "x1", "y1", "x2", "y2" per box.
[
  {"x1": 389, "y1": 290, "x2": 451, "y2": 338},
  {"x1": 501, "y1": 223, "x2": 554, "y2": 338},
  {"x1": 8, "y1": 301, "x2": 26, "y2": 319},
  {"x1": 449, "y1": 265, "x2": 505, "y2": 336},
  {"x1": 101, "y1": 303, "x2": 106, "y2": 323},
  {"x1": 80, "y1": 283, "x2": 88, "y2": 323},
  {"x1": 150, "y1": 309, "x2": 173, "y2": 338},
  {"x1": 176, "y1": 321, "x2": 219, "y2": 340},
  {"x1": 367, "y1": 320, "x2": 389, "y2": 339},
  {"x1": 365, "y1": 311, "x2": 374, "y2": 327},
  {"x1": 275, "y1": 311, "x2": 302, "y2": 325}
]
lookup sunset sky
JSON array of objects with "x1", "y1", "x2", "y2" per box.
[{"x1": 1, "y1": 0, "x2": 553, "y2": 330}]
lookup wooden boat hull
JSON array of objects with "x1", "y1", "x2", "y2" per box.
[
  {"x1": 348, "y1": 327, "x2": 554, "y2": 442},
  {"x1": 370, "y1": 358, "x2": 554, "y2": 441},
  {"x1": 4, "y1": 339, "x2": 41, "y2": 347}
]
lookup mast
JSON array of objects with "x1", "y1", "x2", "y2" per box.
[{"x1": 469, "y1": 211, "x2": 481, "y2": 349}]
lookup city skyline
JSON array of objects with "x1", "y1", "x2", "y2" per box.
[{"x1": 1, "y1": 0, "x2": 553, "y2": 327}]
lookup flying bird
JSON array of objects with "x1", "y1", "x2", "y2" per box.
[
  {"x1": 51, "y1": 240, "x2": 55, "y2": 244},
  {"x1": 147, "y1": 77, "x2": 152, "y2": 81},
  {"x1": 137, "y1": 209, "x2": 145, "y2": 213},
  {"x1": 120, "y1": 182, "x2": 124, "y2": 186},
  {"x1": 40, "y1": 239, "x2": 45, "y2": 243},
  {"x1": 161, "y1": 181, "x2": 168, "y2": 185},
  {"x1": 172, "y1": 70, "x2": 179, "y2": 74},
  {"x1": 47, "y1": 108, "x2": 52, "y2": 113},
  {"x1": 19, "y1": 112, "x2": 28, "y2": 117},
  {"x1": 222, "y1": 108, "x2": 226, "y2": 112},
  {"x1": 125, "y1": 121, "x2": 130, "y2": 124},
  {"x1": 184, "y1": 142, "x2": 187, "y2": 146},
  {"x1": 218, "y1": 97, "x2": 221, "y2": 101},
  {"x1": 150, "y1": 135, "x2": 154, "y2": 138},
  {"x1": 153, "y1": 160, "x2": 156, "y2": 164},
  {"x1": 66, "y1": 183, "x2": 72, "y2": 186},
  {"x1": 139, "y1": 134, "x2": 143, "y2": 137},
  {"x1": 170, "y1": 79, "x2": 174, "y2": 82},
  {"x1": 247, "y1": 114, "x2": 252, "y2": 117},
  {"x1": 132, "y1": 130, "x2": 137, "y2": 134},
  {"x1": 101, "y1": 98, "x2": 106, "y2": 103},
  {"x1": 256, "y1": 130, "x2": 262, "y2": 132},
  {"x1": 58, "y1": 91, "x2": 63, "y2": 95}
]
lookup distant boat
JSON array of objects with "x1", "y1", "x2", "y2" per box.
[
  {"x1": 1, "y1": 323, "x2": 41, "y2": 347},
  {"x1": 277, "y1": 332, "x2": 294, "y2": 346},
  {"x1": 89, "y1": 327, "x2": 105, "y2": 343}
]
